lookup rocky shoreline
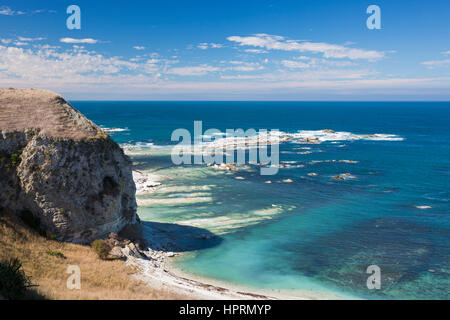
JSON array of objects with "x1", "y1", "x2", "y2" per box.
[
  {"x1": 133, "y1": 170, "x2": 162, "y2": 195},
  {"x1": 97, "y1": 226, "x2": 276, "y2": 299},
  {"x1": 123, "y1": 245, "x2": 276, "y2": 300},
  {"x1": 119, "y1": 235, "x2": 344, "y2": 299}
]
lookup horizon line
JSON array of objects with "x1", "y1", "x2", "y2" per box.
[{"x1": 68, "y1": 99, "x2": 450, "y2": 102}]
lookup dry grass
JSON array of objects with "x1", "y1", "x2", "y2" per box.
[
  {"x1": 0, "y1": 88, "x2": 101, "y2": 140},
  {"x1": 0, "y1": 209, "x2": 187, "y2": 300}
]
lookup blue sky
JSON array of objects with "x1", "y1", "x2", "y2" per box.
[{"x1": 0, "y1": 0, "x2": 449, "y2": 100}]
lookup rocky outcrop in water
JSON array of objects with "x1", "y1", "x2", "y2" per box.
[{"x1": 0, "y1": 88, "x2": 139, "y2": 243}]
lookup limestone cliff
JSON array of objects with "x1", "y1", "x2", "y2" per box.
[{"x1": 0, "y1": 88, "x2": 139, "y2": 243}]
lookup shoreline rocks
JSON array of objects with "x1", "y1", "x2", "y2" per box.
[
  {"x1": 133, "y1": 170, "x2": 162, "y2": 195},
  {"x1": 333, "y1": 173, "x2": 356, "y2": 181}
]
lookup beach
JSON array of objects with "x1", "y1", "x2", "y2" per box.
[{"x1": 122, "y1": 229, "x2": 349, "y2": 300}]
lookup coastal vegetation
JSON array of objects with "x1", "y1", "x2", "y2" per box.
[
  {"x1": 0, "y1": 258, "x2": 34, "y2": 300},
  {"x1": 0, "y1": 207, "x2": 186, "y2": 299},
  {"x1": 92, "y1": 239, "x2": 113, "y2": 260}
]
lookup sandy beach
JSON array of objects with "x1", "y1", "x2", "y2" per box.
[{"x1": 124, "y1": 244, "x2": 349, "y2": 300}]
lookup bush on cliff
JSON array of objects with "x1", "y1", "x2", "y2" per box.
[
  {"x1": 10, "y1": 153, "x2": 21, "y2": 167},
  {"x1": 0, "y1": 258, "x2": 33, "y2": 300},
  {"x1": 92, "y1": 239, "x2": 112, "y2": 260}
]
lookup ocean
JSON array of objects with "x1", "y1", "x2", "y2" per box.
[{"x1": 73, "y1": 101, "x2": 450, "y2": 299}]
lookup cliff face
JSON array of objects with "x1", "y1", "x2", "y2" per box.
[{"x1": 0, "y1": 88, "x2": 139, "y2": 243}]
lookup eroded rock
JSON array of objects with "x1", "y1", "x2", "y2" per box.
[{"x1": 0, "y1": 88, "x2": 139, "y2": 243}]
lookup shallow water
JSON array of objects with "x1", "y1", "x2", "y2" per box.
[{"x1": 74, "y1": 101, "x2": 450, "y2": 299}]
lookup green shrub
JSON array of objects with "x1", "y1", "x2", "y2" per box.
[
  {"x1": 98, "y1": 131, "x2": 109, "y2": 140},
  {"x1": 46, "y1": 250, "x2": 66, "y2": 259},
  {"x1": 92, "y1": 239, "x2": 112, "y2": 260},
  {"x1": 45, "y1": 231, "x2": 57, "y2": 241},
  {"x1": 10, "y1": 153, "x2": 21, "y2": 167},
  {"x1": 0, "y1": 258, "x2": 33, "y2": 300}
]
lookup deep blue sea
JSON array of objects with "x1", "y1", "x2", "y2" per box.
[{"x1": 73, "y1": 101, "x2": 450, "y2": 299}]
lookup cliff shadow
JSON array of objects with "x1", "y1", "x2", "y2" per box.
[{"x1": 141, "y1": 221, "x2": 223, "y2": 252}]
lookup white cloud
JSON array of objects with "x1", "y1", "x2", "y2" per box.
[
  {"x1": 0, "y1": 6, "x2": 25, "y2": 15},
  {"x1": 32, "y1": 9, "x2": 56, "y2": 15},
  {"x1": 320, "y1": 60, "x2": 357, "y2": 67},
  {"x1": 0, "y1": 40, "x2": 447, "y2": 99},
  {"x1": 251, "y1": 69, "x2": 373, "y2": 82},
  {"x1": 0, "y1": 7, "x2": 55, "y2": 15},
  {"x1": 133, "y1": 46, "x2": 146, "y2": 50},
  {"x1": 231, "y1": 66, "x2": 260, "y2": 72},
  {"x1": 0, "y1": 42, "x2": 446, "y2": 99},
  {"x1": 167, "y1": 65, "x2": 220, "y2": 76},
  {"x1": 442, "y1": 51, "x2": 450, "y2": 55},
  {"x1": 0, "y1": 45, "x2": 148, "y2": 83},
  {"x1": 60, "y1": 38, "x2": 99, "y2": 44},
  {"x1": 220, "y1": 66, "x2": 374, "y2": 81},
  {"x1": 221, "y1": 74, "x2": 267, "y2": 80},
  {"x1": 244, "y1": 49, "x2": 268, "y2": 54},
  {"x1": 281, "y1": 60, "x2": 311, "y2": 69},
  {"x1": 158, "y1": 77, "x2": 450, "y2": 94},
  {"x1": 221, "y1": 61, "x2": 264, "y2": 72},
  {"x1": 421, "y1": 59, "x2": 450, "y2": 69},
  {"x1": 34, "y1": 44, "x2": 60, "y2": 49},
  {"x1": 279, "y1": 57, "x2": 357, "y2": 69},
  {"x1": 18, "y1": 37, "x2": 46, "y2": 42},
  {"x1": 0, "y1": 37, "x2": 46, "y2": 47},
  {"x1": 227, "y1": 34, "x2": 385, "y2": 60},
  {"x1": 197, "y1": 42, "x2": 223, "y2": 50}
]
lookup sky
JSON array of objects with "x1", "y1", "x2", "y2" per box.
[{"x1": 0, "y1": 0, "x2": 449, "y2": 100}]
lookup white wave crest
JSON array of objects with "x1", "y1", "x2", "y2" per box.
[
  {"x1": 101, "y1": 127, "x2": 130, "y2": 133},
  {"x1": 122, "y1": 129, "x2": 403, "y2": 157}
]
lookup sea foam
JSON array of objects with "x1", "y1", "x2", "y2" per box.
[{"x1": 121, "y1": 129, "x2": 403, "y2": 157}]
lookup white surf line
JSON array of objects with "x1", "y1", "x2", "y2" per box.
[
  {"x1": 124, "y1": 248, "x2": 288, "y2": 300},
  {"x1": 122, "y1": 129, "x2": 403, "y2": 157}
]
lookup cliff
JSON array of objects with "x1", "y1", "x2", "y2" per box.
[{"x1": 0, "y1": 88, "x2": 139, "y2": 243}]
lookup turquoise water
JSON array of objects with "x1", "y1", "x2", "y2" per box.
[{"x1": 73, "y1": 101, "x2": 450, "y2": 299}]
